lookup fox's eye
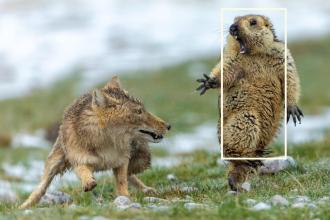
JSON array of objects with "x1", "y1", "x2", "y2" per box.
[{"x1": 250, "y1": 19, "x2": 257, "y2": 26}]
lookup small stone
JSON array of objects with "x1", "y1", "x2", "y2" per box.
[
  {"x1": 294, "y1": 196, "x2": 310, "y2": 203},
  {"x1": 292, "y1": 202, "x2": 306, "y2": 208},
  {"x1": 307, "y1": 203, "x2": 317, "y2": 209},
  {"x1": 318, "y1": 196, "x2": 329, "y2": 205},
  {"x1": 245, "y1": 198, "x2": 257, "y2": 206},
  {"x1": 129, "y1": 203, "x2": 142, "y2": 209},
  {"x1": 166, "y1": 174, "x2": 176, "y2": 181},
  {"x1": 23, "y1": 209, "x2": 33, "y2": 215},
  {"x1": 113, "y1": 196, "x2": 131, "y2": 206},
  {"x1": 147, "y1": 204, "x2": 170, "y2": 212},
  {"x1": 271, "y1": 195, "x2": 289, "y2": 206},
  {"x1": 92, "y1": 216, "x2": 109, "y2": 220},
  {"x1": 40, "y1": 191, "x2": 72, "y2": 205},
  {"x1": 184, "y1": 202, "x2": 208, "y2": 210},
  {"x1": 241, "y1": 182, "x2": 251, "y2": 192},
  {"x1": 143, "y1": 197, "x2": 169, "y2": 204},
  {"x1": 217, "y1": 159, "x2": 229, "y2": 166},
  {"x1": 251, "y1": 202, "x2": 271, "y2": 211},
  {"x1": 181, "y1": 186, "x2": 198, "y2": 193},
  {"x1": 226, "y1": 190, "x2": 237, "y2": 195}
]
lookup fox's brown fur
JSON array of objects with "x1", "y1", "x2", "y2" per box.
[
  {"x1": 20, "y1": 76, "x2": 170, "y2": 209},
  {"x1": 197, "y1": 15, "x2": 302, "y2": 191}
]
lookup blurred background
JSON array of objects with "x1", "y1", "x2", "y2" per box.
[{"x1": 0, "y1": 0, "x2": 329, "y2": 210}]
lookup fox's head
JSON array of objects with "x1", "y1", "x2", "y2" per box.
[
  {"x1": 91, "y1": 76, "x2": 171, "y2": 143},
  {"x1": 227, "y1": 15, "x2": 279, "y2": 54}
]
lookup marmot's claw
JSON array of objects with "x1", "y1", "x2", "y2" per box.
[
  {"x1": 287, "y1": 105, "x2": 304, "y2": 126},
  {"x1": 196, "y1": 73, "x2": 219, "y2": 95}
]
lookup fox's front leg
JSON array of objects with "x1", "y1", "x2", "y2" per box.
[
  {"x1": 128, "y1": 175, "x2": 156, "y2": 194},
  {"x1": 74, "y1": 165, "x2": 97, "y2": 192},
  {"x1": 113, "y1": 161, "x2": 130, "y2": 196}
]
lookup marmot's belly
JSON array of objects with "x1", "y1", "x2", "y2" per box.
[{"x1": 221, "y1": 82, "x2": 283, "y2": 146}]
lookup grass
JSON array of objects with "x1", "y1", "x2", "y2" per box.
[{"x1": 0, "y1": 37, "x2": 330, "y2": 219}]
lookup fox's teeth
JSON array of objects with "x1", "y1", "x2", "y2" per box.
[{"x1": 234, "y1": 36, "x2": 238, "y2": 39}]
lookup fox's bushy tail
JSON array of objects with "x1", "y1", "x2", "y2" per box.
[{"x1": 19, "y1": 140, "x2": 67, "y2": 209}]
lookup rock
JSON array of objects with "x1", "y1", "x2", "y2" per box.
[
  {"x1": 251, "y1": 202, "x2": 271, "y2": 211},
  {"x1": 166, "y1": 174, "x2": 176, "y2": 181},
  {"x1": 271, "y1": 195, "x2": 289, "y2": 206},
  {"x1": 0, "y1": 180, "x2": 17, "y2": 203},
  {"x1": 260, "y1": 156, "x2": 296, "y2": 174},
  {"x1": 181, "y1": 186, "x2": 198, "y2": 193},
  {"x1": 40, "y1": 191, "x2": 72, "y2": 205},
  {"x1": 143, "y1": 197, "x2": 170, "y2": 204},
  {"x1": 113, "y1": 196, "x2": 131, "y2": 206},
  {"x1": 245, "y1": 198, "x2": 257, "y2": 206},
  {"x1": 184, "y1": 202, "x2": 209, "y2": 210},
  {"x1": 241, "y1": 182, "x2": 251, "y2": 192},
  {"x1": 294, "y1": 196, "x2": 310, "y2": 203}
]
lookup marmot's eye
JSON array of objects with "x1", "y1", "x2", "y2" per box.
[
  {"x1": 135, "y1": 109, "x2": 143, "y2": 114},
  {"x1": 250, "y1": 19, "x2": 257, "y2": 26}
]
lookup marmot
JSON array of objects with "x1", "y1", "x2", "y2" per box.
[
  {"x1": 197, "y1": 15, "x2": 303, "y2": 191},
  {"x1": 20, "y1": 76, "x2": 171, "y2": 209}
]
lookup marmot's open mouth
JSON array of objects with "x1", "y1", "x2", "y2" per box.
[
  {"x1": 232, "y1": 35, "x2": 248, "y2": 54},
  {"x1": 139, "y1": 129, "x2": 163, "y2": 142}
]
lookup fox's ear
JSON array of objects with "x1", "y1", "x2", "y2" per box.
[
  {"x1": 92, "y1": 89, "x2": 120, "y2": 108},
  {"x1": 92, "y1": 89, "x2": 107, "y2": 107},
  {"x1": 104, "y1": 76, "x2": 122, "y2": 90}
]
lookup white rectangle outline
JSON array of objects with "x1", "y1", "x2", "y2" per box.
[{"x1": 220, "y1": 8, "x2": 288, "y2": 160}]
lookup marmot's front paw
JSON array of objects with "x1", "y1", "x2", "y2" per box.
[
  {"x1": 196, "y1": 74, "x2": 219, "y2": 95},
  {"x1": 287, "y1": 105, "x2": 303, "y2": 126}
]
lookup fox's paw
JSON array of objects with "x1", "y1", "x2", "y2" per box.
[
  {"x1": 83, "y1": 179, "x2": 97, "y2": 192},
  {"x1": 142, "y1": 186, "x2": 157, "y2": 195},
  {"x1": 196, "y1": 74, "x2": 219, "y2": 95},
  {"x1": 287, "y1": 105, "x2": 303, "y2": 126}
]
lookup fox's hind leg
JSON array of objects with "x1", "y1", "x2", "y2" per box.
[
  {"x1": 74, "y1": 165, "x2": 97, "y2": 192},
  {"x1": 19, "y1": 140, "x2": 68, "y2": 209},
  {"x1": 223, "y1": 111, "x2": 262, "y2": 191},
  {"x1": 128, "y1": 141, "x2": 155, "y2": 194}
]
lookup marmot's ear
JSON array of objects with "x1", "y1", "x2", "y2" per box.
[{"x1": 104, "y1": 76, "x2": 122, "y2": 90}]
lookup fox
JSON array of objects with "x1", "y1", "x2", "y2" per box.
[
  {"x1": 19, "y1": 76, "x2": 171, "y2": 209},
  {"x1": 196, "y1": 15, "x2": 303, "y2": 191}
]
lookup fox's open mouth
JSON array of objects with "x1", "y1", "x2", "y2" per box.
[
  {"x1": 139, "y1": 129, "x2": 163, "y2": 143},
  {"x1": 232, "y1": 35, "x2": 248, "y2": 54}
]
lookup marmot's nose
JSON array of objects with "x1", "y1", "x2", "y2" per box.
[
  {"x1": 229, "y1": 24, "x2": 239, "y2": 35},
  {"x1": 167, "y1": 124, "x2": 171, "y2": 130}
]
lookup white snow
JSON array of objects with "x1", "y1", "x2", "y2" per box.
[{"x1": 0, "y1": 0, "x2": 329, "y2": 99}]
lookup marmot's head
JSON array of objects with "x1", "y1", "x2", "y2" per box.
[{"x1": 227, "y1": 15, "x2": 279, "y2": 54}]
